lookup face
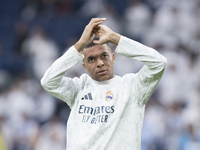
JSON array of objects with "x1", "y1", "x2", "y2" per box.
[{"x1": 83, "y1": 44, "x2": 115, "y2": 81}]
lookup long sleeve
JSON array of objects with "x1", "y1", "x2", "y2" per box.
[
  {"x1": 115, "y1": 36, "x2": 167, "y2": 106},
  {"x1": 41, "y1": 46, "x2": 84, "y2": 108}
]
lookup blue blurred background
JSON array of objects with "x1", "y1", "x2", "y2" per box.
[{"x1": 0, "y1": 0, "x2": 200, "y2": 150}]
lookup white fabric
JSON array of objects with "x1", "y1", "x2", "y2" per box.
[{"x1": 41, "y1": 36, "x2": 167, "y2": 150}]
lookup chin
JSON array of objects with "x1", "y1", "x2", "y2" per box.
[{"x1": 97, "y1": 75, "x2": 112, "y2": 82}]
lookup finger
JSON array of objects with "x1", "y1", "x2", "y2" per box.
[
  {"x1": 93, "y1": 31, "x2": 100, "y2": 37},
  {"x1": 92, "y1": 26, "x2": 100, "y2": 34},
  {"x1": 89, "y1": 18, "x2": 106, "y2": 28},
  {"x1": 93, "y1": 40, "x2": 100, "y2": 45},
  {"x1": 90, "y1": 18, "x2": 106, "y2": 23},
  {"x1": 92, "y1": 29, "x2": 98, "y2": 34},
  {"x1": 93, "y1": 25, "x2": 101, "y2": 31},
  {"x1": 90, "y1": 21, "x2": 105, "y2": 29}
]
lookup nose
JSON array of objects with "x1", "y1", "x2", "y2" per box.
[{"x1": 97, "y1": 58, "x2": 104, "y2": 68}]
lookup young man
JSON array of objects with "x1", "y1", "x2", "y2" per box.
[{"x1": 41, "y1": 18, "x2": 167, "y2": 150}]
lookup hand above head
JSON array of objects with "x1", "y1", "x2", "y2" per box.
[
  {"x1": 75, "y1": 18, "x2": 107, "y2": 52},
  {"x1": 75, "y1": 18, "x2": 121, "y2": 53},
  {"x1": 92, "y1": 25, "x2": 121, "y2": 45}
]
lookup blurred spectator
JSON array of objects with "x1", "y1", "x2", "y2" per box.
[
  {"x1": 12, "y1": 113, "x2": 39, "y2": 150},
  {"x1": 34, "y1": 86, "x2": 57, "y2": 124},
  {"x1": 124, "y1": 0, "x2": 152, "y2": 41},
  {"x1": 34, "y1": 116, "x2": 66, "y2": 150},
  {"x1": 180, "y1": 124, "x2": 200, "y2": 150},
  {"x1": 79, "y1": 0, "x2": 105, "y2": 17},
  {"x1": 0, "y1": 69, "x2": 11, "y2": 93},
  {"x1": 141, "y1": 98, "x2": 166, "y2": 150},
  {"x1": 21, "y1": 0, "x2": 40, "y2": 21},
  {"x1": 21, "y1": 26, "x2": 59, "y2": 79},
  {"x1": 13, "y1": 21, "x2": 29, "y2": 56},
  {"x1": 97, "y1": 3, "x2": 122, "y2": 33},
  {"x1": 165, "y1": 102, "x2": 185, "y2": 150}
]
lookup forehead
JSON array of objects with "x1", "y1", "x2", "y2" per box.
[{"x1": 83, "y1": 44, "x2": 111, "y2": 58}]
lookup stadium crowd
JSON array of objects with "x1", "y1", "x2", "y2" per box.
[{"x1": 0, "y1": 0, "x2": 200, "y2": 150}]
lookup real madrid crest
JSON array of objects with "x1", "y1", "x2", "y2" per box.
[{"x1": 105, "y1": 90, "x2": 114, "y2": 102}]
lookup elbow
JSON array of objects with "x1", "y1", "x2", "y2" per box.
[
  {"x1": 157, "y1": 55, "x2": 167, "y2": 69},
  {"x1": 154, "y1": 57, "x2": 167, "y2": 72},
  {"x1": 40, "y1": 77, "x2": 46, "y2": 89},
  {"x1": 40, "y1": 75, "x2": 59, "y2": 92},
  {"x1": 161, "y1": 57, "x2": 167, "y2": 68},
  {"x1": 40, "y1": 76, "x2": 49, "y2": 91}
]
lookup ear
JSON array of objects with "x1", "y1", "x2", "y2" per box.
[
  {"x1": 82, "y1": 62, "x2": 88, "y2": 71},
  {"x1": 112, "y1": 53, "x2": 115, "y2": 64}
]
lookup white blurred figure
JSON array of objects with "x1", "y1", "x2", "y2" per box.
[
  {"x1": 97, "y1": 3, "x2": 122, "y2": 34},
  {"x1": 179, "y1": 124, "x2": 200, "y2": 150},
  {"x1": 181, "y1": 55, "x2": 200, "y2": 145},
  {"x1": 141, "y1": 99, "x2": 166, "y2": 150},
  {"x1": 11, "y1": 75, "x2": 56, "y2": 125},
  {"x1": 35, "y1": 87, "x2": 56, "y2": 124},
  {"x1": 79, "y1": 0, "x2": 105, "y2": 17},
  {"x1": 22, "y1": 26, "x2": 59, "y2": 79},
  {"x1": 157, "y1": 49, "x2": 188, "y2": 106},
  {"x1": 175, "y1": 0, "x2": 198, "y2": 44},
  {"x1": 124, "y1": 0, "x2": 152, "y2": 40},
  {"x1": 34, "y1": 117, "x2": 66, "y2": 150},
  {"x1": 151, "y1": 3, "x2": 180, "y2": 49},
  {"x1": 182, "y1": 54, "x2": 200, "y2": 107},
  {"x1": 3, "y1": 78, "x2": 38, "y2": 149},
  {"x1": 6, "y1": 79, "x2": 35, "y2": 131},
  {"x1": 152, "y1": 0, "x2": 198, "y2": 49},
  {"x1": 145, "y1": 0, "x2": 165, "y2": 10},
  {"x1": 165, "y1": 102, "x2": 185, "y2": 150},
  {"x1": 13, "y1": 113, "x2": 40, "y2": 150}
]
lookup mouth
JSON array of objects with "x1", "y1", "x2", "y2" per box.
[{"x1": 97, "y1": 70, "x2": 107, "y2": 75}]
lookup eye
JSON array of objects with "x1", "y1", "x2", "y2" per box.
[
  {"x1": 88, "y1": 58, "x2": 94, "y2": 62},
  {"x1": 102, "y1": 54, "x2": 108, "y2": 58}
]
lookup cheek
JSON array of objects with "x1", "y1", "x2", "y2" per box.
[
  {"x1": 86, "y1": 65, "x2": 95, "y2": 74},
  {"x1": 105, "y1": 61, "x2": 114, "y2": 71}
]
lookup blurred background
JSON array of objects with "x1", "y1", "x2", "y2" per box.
[{"x1": 0, "y1": 0, "x2": 200, "y2": 150}]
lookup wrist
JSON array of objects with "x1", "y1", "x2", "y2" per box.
[
  {"x1": 74, "y1": 40, "x2": 86, "y2": 53},
  {"x1": 109, "y1": 32, "x2": 121, "y2": 45}
]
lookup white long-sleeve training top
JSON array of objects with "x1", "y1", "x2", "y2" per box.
[{"x1": 41, "y1": 36, "x2": 167, "y2": 150}]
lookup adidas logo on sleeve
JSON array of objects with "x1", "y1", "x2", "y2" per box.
[{"x1": 81, "y1": 93, "x2": 93, "y2": 100}]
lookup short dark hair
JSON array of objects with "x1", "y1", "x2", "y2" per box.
[{"x1": 85, "y1": 36, "x2": 112, "y2": 52}]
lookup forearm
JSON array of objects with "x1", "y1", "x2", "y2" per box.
[
  {"x1": 116, "y1": 36, "x2": 167, "y2": 106},
  {"x1": 108, "y1": 32, "x2": 121, "y2": 45},
  {"x1": 74, "y1": 41, "x2": 85, "y2": 53},
  {"x1": 115, "y1": 36, "x2": 167, "y2": 70}
]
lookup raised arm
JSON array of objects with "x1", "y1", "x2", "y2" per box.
[
  {"x1": 41, "y1": 18, "x2": 107, "y2": 107},
  {"x1": 86, "y1": 24, "x2": 166, "y2": 105},
  {"x1": 116, "y1": 36, "x2": 167, "y2": 106}
]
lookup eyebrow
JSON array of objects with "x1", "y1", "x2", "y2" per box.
[
  {"x1": 87, "y1": 52, "x2": 108, "y2": 59},
  {"x1": 87, "y1": 56, "x2": 94, "y2": 61},
  {"x1": 101, "y1": 52, "x2": 109, "y2": 55}
]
